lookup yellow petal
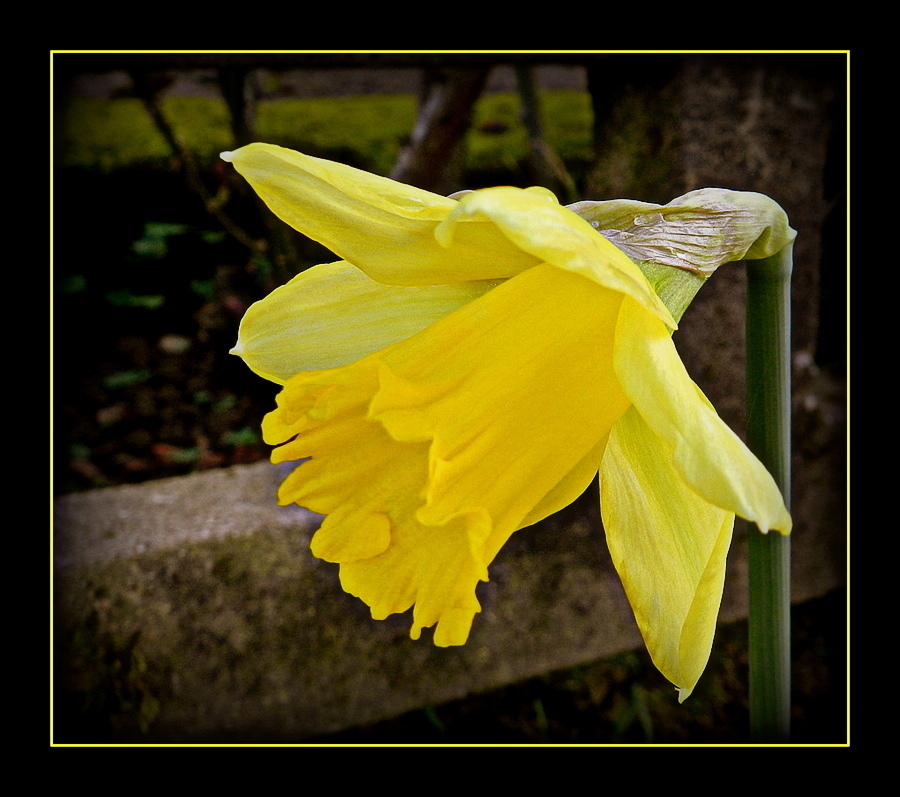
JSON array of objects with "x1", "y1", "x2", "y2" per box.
[
  {"x1": 266, "y1": 263, "x2": 630, "y2": 645},
  {"x1": 601, "y1": 407, "x2": 734, "y2": 701},
  {"x1": 263, "y1": 362, "x2": 485, "y2": 644},
  {"x1": 261, "y1": 359, "x2": 405, "y2": 546},
  {"x1": 232, "y1": 260, "x2": 499, "y2": 382},
  {"x1": 340, "y1": 509, "x2": 490, "y2": 647},
  {"x1": 438, "y1": 186, "x2": 677, "y2": 329},
  {"x1": 221, "y1": 143, "x2": 539, "y2": 285},
  {"x1": 613, "y1": 297, "x2": 792, "y2": 534},
  {"x1": 370, "y1": 263, "x2": 630, "y2": 564},
  {"x1": 518, "y1": 433, "x2": 610, "y2": 530}
]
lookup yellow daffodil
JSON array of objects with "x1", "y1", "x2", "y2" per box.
[{"x1": 223, "y1": 143, "x2": 792, "y2": 700}]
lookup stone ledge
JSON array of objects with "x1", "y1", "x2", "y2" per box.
[{"x1": 53, "y1": 453, "x2": 844, "y2": 743}]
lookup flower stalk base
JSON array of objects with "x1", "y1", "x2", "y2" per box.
[{"x1": 745, "y1": 244, "x2": 793, "y2": 742}]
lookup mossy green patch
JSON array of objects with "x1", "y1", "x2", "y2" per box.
[{"x1": 58, "y1": 90, "x2": 595, "y2": 182}]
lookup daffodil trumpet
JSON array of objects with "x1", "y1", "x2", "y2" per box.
[{"x1": 222, "y1": 143, "x2": 794, "y2": 701}]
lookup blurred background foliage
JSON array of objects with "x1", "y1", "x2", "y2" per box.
[{"x1": 59, "y1": 90, "x2": 595, "y2": 179}]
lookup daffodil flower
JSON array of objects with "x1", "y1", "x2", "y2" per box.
[{"x1": 223, "y1": 143, "x2": 792, "y2": 700}]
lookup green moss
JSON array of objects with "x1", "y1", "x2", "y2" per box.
[
  {"x1": 541, "y1": 90, "x2": 595, "y2": 164},
  {"x1": 58, "y1": 97, "x2": 173, "y2": 169},
  {"x1": 256, "y1": 95, "x2": 417, "y2": 176},
  {"x1": 57, "y1": 90, "x2": 594, "y2": 181}
]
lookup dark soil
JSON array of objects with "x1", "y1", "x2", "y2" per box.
[{"x1": 54, "y1": 165, "x2": 280, "y2": 495}]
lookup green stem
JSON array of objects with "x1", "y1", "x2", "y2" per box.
[
  {"x1": 636, "y1": 260, "x2": 706, "y2": 325},
  {"x1": 745, "y1": 244, "x2": 793, "y2": 742}
]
